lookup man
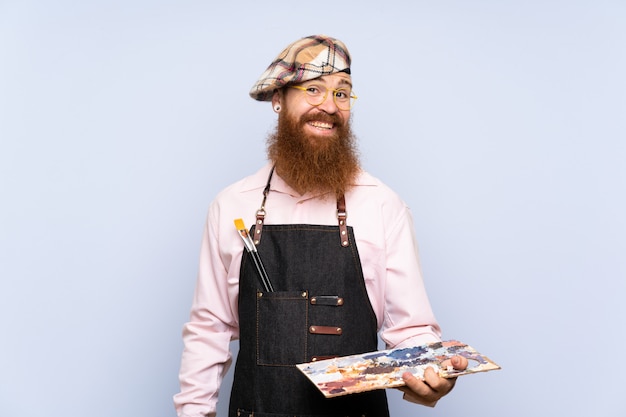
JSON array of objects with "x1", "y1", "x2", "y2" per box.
[{"x1": 174, "y1": 35, "x2": 467, "y2": 417}]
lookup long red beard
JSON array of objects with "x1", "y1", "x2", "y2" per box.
[{"x1": 267, "y1": 110, "x2": 361, "y2": 199}]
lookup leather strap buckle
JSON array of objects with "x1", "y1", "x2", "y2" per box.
[{"x1": 337, "y1": 195, "x2": 349, "y2": 247}]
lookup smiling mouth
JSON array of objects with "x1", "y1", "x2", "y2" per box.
[{"x1": 308, "y1": 121, "x2": 334, "y2": 130}]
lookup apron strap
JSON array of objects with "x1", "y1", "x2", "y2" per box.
[
  {"x1": 254, "y1": 165, "x2": 350, "y2": 247},
  {"x1": 337, "y1": 195, "x2": 350, "y2": 247},
  {"x1": 254, "y1": 166, "x2": 275, "y2": 245}
]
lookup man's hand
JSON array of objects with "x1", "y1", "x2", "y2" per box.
[{"x1": 397, "y1": 355, "x2": 468, "y2": 407}]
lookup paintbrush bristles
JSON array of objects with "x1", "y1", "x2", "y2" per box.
[
  {"x1": 234, "y1": 218, "x2": 246, "y2": 231},
  {"x1": 234, "y1": 218, "x2": 255, "y2": 252}
]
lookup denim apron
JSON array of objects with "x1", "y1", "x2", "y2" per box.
[{"x1": 229, "y1": 169, "x2": 389, "y2": 417}]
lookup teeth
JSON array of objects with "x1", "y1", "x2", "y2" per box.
[{"x1": 309, "y1": 121, "x2": 333, "y2": 129}]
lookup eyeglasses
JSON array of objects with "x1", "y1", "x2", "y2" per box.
[{"x1": 289, "y1": 85, "x2": 358, "y2": 111}]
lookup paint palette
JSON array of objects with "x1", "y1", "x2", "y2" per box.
[{"x1": 296, "y1": 340, "x2": 500, "y2": 398}]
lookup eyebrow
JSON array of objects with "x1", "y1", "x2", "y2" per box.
[
  {"x1": 337, "y1": 78, "x2": 352, "y2": 88},
  {"x1": 302, "y1": 78, "x2": 353, "y2": 89}
]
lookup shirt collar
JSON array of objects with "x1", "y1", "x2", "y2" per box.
[{"x1": 239, "y1": 162, "x2": 377, "y2": 197}]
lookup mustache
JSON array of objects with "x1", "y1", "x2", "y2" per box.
[{"x1": 300, "y1": 111, "x2": 342, "y2": 125}]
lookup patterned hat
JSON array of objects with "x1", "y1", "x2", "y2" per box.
[{"x1": 249, "y1": 35, "x2": 352, "y2": 101}]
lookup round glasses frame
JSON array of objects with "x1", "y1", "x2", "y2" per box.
[{"x1": 289, "y1": 85, "x2": 358, "y2": 111}]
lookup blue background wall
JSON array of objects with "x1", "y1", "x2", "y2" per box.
[{"x1": 1, "y1": 1, "x2": 624, "y2": 416}]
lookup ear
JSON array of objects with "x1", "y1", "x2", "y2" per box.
[{"x1": 271, "y1": 90, "x2": 282, "y2": 111}]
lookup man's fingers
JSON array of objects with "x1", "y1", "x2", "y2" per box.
[
  {"x1": 451, "y1": 355, "x2": 469, "y2": 370},
  {"x1": 402, "y1": 371, "x2": 430, "y2": 393},
  {"x1": 398, "y1": 359, "x2": 464, "y2": 407},
  {"x1": 441, "y1": 355, "x2": 469, "y2": 371},
  {"x1": 400, "y1": 371, "x2": 440, "y2": 406},
  {"x1": 422, "y1": 366, "x2": 456, "y2": 393}
]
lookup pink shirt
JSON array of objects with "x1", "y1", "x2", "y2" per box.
[{"x1": 174, "y1": 163, "x2": 442, "y2": 417}]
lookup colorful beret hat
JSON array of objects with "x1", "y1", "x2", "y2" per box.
[{"x1": 249, "y1": 34, "x2": 352, "y2": 101}]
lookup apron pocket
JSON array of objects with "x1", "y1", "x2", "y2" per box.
[{"x1": 256, "y1": 290, "x2": 308, "y2": 366}]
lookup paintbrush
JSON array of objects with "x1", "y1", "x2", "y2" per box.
[{"x1": 234, "y1": 218, "x2": 274, "y2": 292}]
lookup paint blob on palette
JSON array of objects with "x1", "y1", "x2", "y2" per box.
[{"x1": 296, "y1": 340, "x2": 501, "y2": 398}]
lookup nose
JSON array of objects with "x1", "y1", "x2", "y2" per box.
[{"x1": 317, "y1": 92, "x2": 339, "y2": 114}]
